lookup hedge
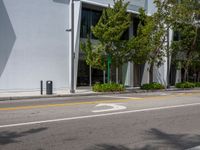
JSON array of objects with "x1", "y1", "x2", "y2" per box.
[
  {"x1": 92, "y1": 83, "x2": 125, "y2": 92},
  {"x1": 175, "y1": 82, "x2": 195, "y2": 88},
  {"x1": 141, "y1": 82, "x2": 165, "y2": 90}
]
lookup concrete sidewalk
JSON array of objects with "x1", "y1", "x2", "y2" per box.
[
  {"x1": 0, "y1": 86, "x2": 199, "y2": 101},
  {"x1": 0, "y1": 87, "x2": 96, "y2": 101}
]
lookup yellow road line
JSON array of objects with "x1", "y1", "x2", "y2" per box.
[
  {"x1": 0, "y1": 92, "x2": 199, "y2": 111},
  {"x1": 0, "y1": 99, "x2": 134, "y2": 111}
]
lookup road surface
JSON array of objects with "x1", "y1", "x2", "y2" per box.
[{"x1": 0, "y1": 90, "x2": 200, "y2": 150}]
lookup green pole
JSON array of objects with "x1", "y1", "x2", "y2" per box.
[{"x1": 107, "y1": 55, "x2": 111, "y2": 83}]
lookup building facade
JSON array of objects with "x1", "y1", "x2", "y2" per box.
[{"x1": 0, "y1": 0, "x2": 175, "y2": 93}]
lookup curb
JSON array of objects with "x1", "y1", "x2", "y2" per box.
[
  {"x1": 0, "y1": 91, "x2": 132, "y2": 101},
  {"x1": 0, "y1": 88, "x2": 199, "y2": 101}
]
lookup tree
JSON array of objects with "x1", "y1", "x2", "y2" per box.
[
  {"x1": 80, "y1": 0, "x2": 131, "y2": 83},
  {"x1": 127, "y1": 6, "x2": 167, "y2": 83},
  {"x1": 170, "y1": 0, "x2": 200, "y2": 81}
]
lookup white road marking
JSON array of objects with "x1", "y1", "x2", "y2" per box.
[
  {"x1": 92, "y1": 103, "x2": 127, "y2": 113},
  {"x1": 99, "y1": 95, "x2": 141, "y2": 99},
  {"x1": 1, "y1": 102, "x2": 200, "y2": 129},
  {"x1": 186, "y1": 146, "x2": 200, "y2": 150}
]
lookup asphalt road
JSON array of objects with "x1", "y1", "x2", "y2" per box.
[{"x1": 0, "y1": 90, "x2": 200, "y2": 150}]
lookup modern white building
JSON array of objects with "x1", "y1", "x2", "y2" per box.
[{"x1": 0, "y1": 0, "x2": 176, "y2": 93}]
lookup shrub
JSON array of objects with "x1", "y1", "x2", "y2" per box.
[
  {"x1": 141, "y1": 82, "x2": 165, "y2": 90},
  {"x1": 195, "y1": 82, "x2": 200, "y2": 87},
  {"x1": 175, "y1": 82, "x2": 195, "y2": 88},
  {"x1": 92, "y1": 83, "x2": 125, "y2": 92}
]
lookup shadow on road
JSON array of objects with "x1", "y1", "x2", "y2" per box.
[
  {"x1": 85, "y1": 144, "x2": 131, "y2": 150},
  {"x1": 140, "y1": 128, "x2": 200, "y2": 150},
  {"x1": 0, "y1": 127, "x2": 47, "y2": 145},
  {"x1": 86, "y1": 128, "x2": 200, "y2": 150}
]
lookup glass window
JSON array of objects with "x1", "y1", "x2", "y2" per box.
[
  {"x1": 91, "y1": 10, "x2": 101, "y2": 39},
  {"x1": 80, "y1": 8, "x2": 102, "y2": 39},
  {"x1": 80, "y1": 9, "x2": 91, "y2": 38}
]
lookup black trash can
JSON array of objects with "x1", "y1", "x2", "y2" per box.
[{"x1": 46, "y1": 81, "x2": 53, "y2": 95}]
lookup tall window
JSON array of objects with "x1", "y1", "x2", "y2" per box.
[
  {"x1": 80, "y1": 8, "x2": 102, "y2": 39},
  {"x1": 133, "y1": 17, "x2": 140, "y2": 36}
]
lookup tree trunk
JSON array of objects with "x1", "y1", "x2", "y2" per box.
[
  {"x1": 149, "y1": 63, "x2": 154, "y2": 83},
  {"x1": 183, "y1": 68, "x2": 188, "y2": 82},
  {"x1": 116, "y1": 66, "x2": 119, "y2": 84}
]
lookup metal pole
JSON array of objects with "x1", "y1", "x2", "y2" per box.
[
  {"x1": 40, "y1": 80, "x2": 43, "y2": 95},
  {"x1": 103, "y1": 70, "x2": 106, "y2": 83},
  {"x1": 70, "y1": 0, "x2": 75, "y2": 93},
  {"x1": 89, "y1": 65, "x2": 92, "y2": 86},
  {"x1": 167, "y1": 28, "x2": 170, "y2": 88},
  {"x1": 107, "y1": 55, "x2": 111, "y2": 83}
]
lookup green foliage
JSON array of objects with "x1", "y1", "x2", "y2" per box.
[
  {"x1": 126, "y1": 2, "x2": 171, "y2": 84},
  {"x1": 127, "y1": 5, "x2": 167, "y2": 67},
  {"x1": 175, "y1": 82, "x2": 195, "y2": 88},
  {"x1": 141, "y1": 82, "x2": 165, "y2": 90},
  {"x1": 80, "y1": 0, "x2": 132, "y2": 71},
  {"x1": 80, "y1": 37, "x2": 106, "y2": 70},
  {"x1": 92, "y1": 0, "x2": 131, "y2": 43},
  {"x1": 195, "y1": 82, "x2": 200, "y2": 87},
  {"x1": 170, "y1": 0, "x2": 200, "y2": 81},
  {"x1": 92, "y1": 83, "x2": 125, "y2": 92}
]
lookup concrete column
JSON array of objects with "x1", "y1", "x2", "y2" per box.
[
  {"x1": 122, "y1": 62, "x2": 133, "y2": 86},
  {"x1": 122, "y1": 19, "x2": 134, "y2": 87},
  {"x1": 141, "y1": 63, "x2": 150, "y2": 85},
  {"x1": 175, "y1": 62, "x2": 182, "y2": 83},
  {"x1": 73, "y1": 1, "x2": 82, "y2": 90},
  {"x1": 175, "y1": 70, "x2": 182, "y2": 83}
]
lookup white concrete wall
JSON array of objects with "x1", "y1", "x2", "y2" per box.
[{"x1": 0, "y1": 0, "x2": 70, "y2": 92}]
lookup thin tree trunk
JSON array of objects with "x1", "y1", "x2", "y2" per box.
[
  {"x1": 149, "y1": 63, "x2": 154, "y2": 83},
  {"x1": 184, "y1": 68, "x2": 188, "y2": 82},
  {"x1": 116, "y1": 66, "x2": 119, "y2": 84}
]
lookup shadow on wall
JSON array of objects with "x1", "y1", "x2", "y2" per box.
[
  {"x1": 53, "y1": 0, "x2": 70, "y2": 4},
  {"x1": 0, "y1": 0, "x2": 16, "y2": 77}
]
